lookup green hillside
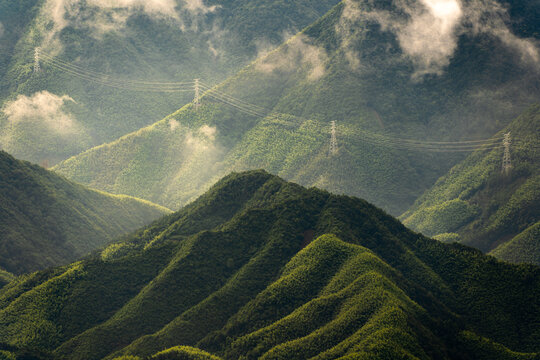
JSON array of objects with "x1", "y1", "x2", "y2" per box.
[
  {"x1": 0, "y1": 171, "x2": 538, "y2": 360},
  {"x1": 0, "y1": 269, "x2": 14, "y2": 289},
  {"x1": 401, "y1": 104, "x2": 540, "y2": 265},
  {"x1": 0, "y1": 0, "x2": 340, "y2": 165},
  {"x1": 53, "y1": 0, "x2": 540, "y2": 215},
  {"x1": 491, "y1": 222, "x2": 540, "y2": 266},
  {"x1": 0, "y1": 151, "x2": 170, "y2": 274}
]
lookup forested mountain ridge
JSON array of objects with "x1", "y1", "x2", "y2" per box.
[
  {"x1": 0, "y1": 171, "x2": 538, "y2": 360},
  {"x1": 401, "y1": 104, "x2": 540, "y2": 265},
  {"x1": 0, "y1": 151, "x2": 170, "y2": 274},
  {"x1": 53, "y1": 0, "x2": 540, "y2": 215},
  {"x1": 0, "y1": 0, "x2": 340, "y2": 166}
]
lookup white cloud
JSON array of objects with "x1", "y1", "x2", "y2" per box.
[
  {"x1": 39, "y1": 0, "x2": 182, "y2": 49},
  {"x1": 163, "y1": 123, "x2": 223, "y2": 203},
  {"x1": 256, "y1": 34, "x2": 328, "y2": 80},
  {"x1": 169, "y1": 118, "x2": 180, "y2": 131},
  {"x1": 335, "y1": 0, "x2": 364, "y2": 69},
  {"x1": 338, "y1": 0, "x2": 540, "y2": 77},
  {"x1": 184, "y1": 125, "x2": 218, "y2": 151},
  {"x1": 182, "y1": 0, "x2": 217, "y2": 14},
  {"x1": 198, "y1": 124, "x2": 216, "y2": 140},
  {"x1": 465, "y1": 0, "x2": 539, "y2": 65},
  {"x1": 2, "y1": 91, "x2": 80, "y2": 135},
  {"x1": 397, "y1": 0, "x2": 463, "y2": 76},
  {"x1": 39, "y1": 0, "x2": 223, "y2": 50},
  {"x1": 87, "y1": 0, "x2": 177, "y2": 14}
]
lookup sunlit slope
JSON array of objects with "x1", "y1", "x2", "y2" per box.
[
  {"x1": 491, "y1": 222, "x2": 540, "y2": 266},
  {"x1": 0, "y1": 151, "x2": 169, "y2": 274},
  {"x1": 54, "y1": 0, "x2": 540, "y2": 215},
  {"x1": 54, "y1": 107, "x2": 447, "y2": 214},
  {"x1": 0, "y1": 171, "x2": 539, "y2": 360},
  {"x1": 0, "y1": 0, "x2": 340, "y2": 165},
  {"x1": 401, "y1": 105, "x2": 540, "y2": 264}
]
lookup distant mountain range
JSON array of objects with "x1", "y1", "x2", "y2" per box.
[
  {"x1": 0, "y1": 171, "x2": 538, "y2": 359},
  {"x1": 53, "y1": 0, "x2": 540, "y2": 216},
  {"x1": 0, "y1": 151, "x2": 169, "y2": 274},
  {"x1": 401, "y1": 104, "x2": 540, "y2": 265},
  {"x1": 0, "y1": 0, "x2": 340, "y2": 165}
]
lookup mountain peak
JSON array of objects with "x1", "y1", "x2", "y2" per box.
[{"x1": 1, "y1": 171, "x2": 539, "y2": 359}]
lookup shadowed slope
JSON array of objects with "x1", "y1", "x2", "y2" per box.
[
  {"x1": 0, "y1": 151, "x2": 169, "y2": 274},
  {"x1": 54, "y1": 0, "x2": 540, "y2": 215}
]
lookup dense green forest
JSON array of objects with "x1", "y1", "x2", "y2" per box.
[
  {"x1": 0, "y1": 171, "x2": 538, "y2": 359},
  {"x1": 0, "y1": 1, "x2": 538, "y2": 358},
  {"x1": 0, "y1": 0, "x2": 340, "y2": 165},
  {"x1": 0, "y1": 151, "x2": 169, "y2": 274},
  {"x1": 0, "y1": 269, "x2": 13, "y2": 289},
  {"x1": 401, "y1": 104, "x2": 540, "y2": 265},
  {"x1": 53, "y1": 0, "x2": 540, "y2": 215}
]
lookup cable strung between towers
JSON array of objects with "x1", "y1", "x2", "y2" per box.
[{"x1": 35, "y1": 50, "x2": 521, "y2": 155}]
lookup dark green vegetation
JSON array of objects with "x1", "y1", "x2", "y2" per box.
[
  {"x1": 0, "y1": 171, "x2": 539, "y2": 359},
  {"x1": 0, "y1": 0, "x2": 339, "y2": 165},
  {"x1": 54, "y1": 0, "x2": 540, "y2": 215},
  {"x1": 114, "y1": 346, "x2": 222, "y2": 360},
  {"x1": 401, "y1": 105, "x2": 540, "y2": 265},
  {"x1": 0, "y1": 151, "x2": 169, "y2": 274},
  {"x1": 491, "y1": 222, "x2": 540, "y2": 266},
  {"x1": 0, "y1": 269, "x2": 13, "y2": 289}
]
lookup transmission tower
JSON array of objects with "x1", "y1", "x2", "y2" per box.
[
  {"x1": 34, "y1": 47, "x2": 40, "y2": 73},
  {"x1": 329, "y1": 120, "x2": 338, "y2": 156},
  {"x1": 194, "y1": 78, "x2": 200, "y2": 111},
  {"x1": 502, "y1": 132, "x2": 512, "y2": 175}
]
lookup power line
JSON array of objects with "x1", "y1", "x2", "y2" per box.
[
  {"x1": 199, "y1": 82, "x2": 268, "y2": 113},
  {"x1": 194, "y1": 79, "x2": 201, "y2": 111},
  {"x1": 34, "y1": 50, "x2": 522, "y2": 155},
  {"x1": 40, "y1": 51, "x2": 194, "y2": 86},
  {"x1": 34, "y1": 47, "x2": 40, "y2": 73},
  {"x1": 330, "y1": 120, "x2": 338, "y2": 156},
  {"x1": 42, "y1": 59, "x2": 194, "y2": 92},
  {"x1": 202, "y1": 91, "x2": 268, "y2": 118},
  {"x1": 194, "y1": 84, "x2": 509, "y2": 153},
  {"x1": 502, "y1": 132, "x2": 512, "y2": 175},
  {"x1": 40, "y1": 52, "x2": 194, "y2": 91}
]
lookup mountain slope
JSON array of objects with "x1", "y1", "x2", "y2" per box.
[
  {"x1": 0, "y1": 151, "x2": 169, "y2": 274},
  {"x1": 0, "y1": 0, "x2": 340, "y2": 165},
  {"x1": 0, "y1": 171, "x2": 538, "y2": 360},
  {"x1": 401, "y1": 104, "x2": 540, "y2": 264},
  {"x1": 491, "y1": 222, "x2": 540, "y2": 265},
  {"x1": 0, "y1": 269, "x2": 13, "y2": 289},
  {"x1": 53, "y1": 0, "x2": 540, "y2": 215}
]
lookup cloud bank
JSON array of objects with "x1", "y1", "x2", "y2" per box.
[
  {"x1": 163, "y1": 123, "x2": 223, "y2": 207},
  {"x1": 256, "y1": 34, "x2": 328, "y2": 80},
  {"x1": 169, "y1": 118, "x2": 180, "y2": 131},
  {"x1": 42, "y1": 0, "x2": 179, "y2": 43},
  {"x1": 40, "y1": 0, "x2": 220, "y2": 48},
  {"x1": 339, "y1": 0, "x2": 540, "y2": 77},
  {"x1": 183, "y1": 0, "x2": 217, "y2": 14},
  {"x1": 87, "y1": 0, "x2": 177, "y2": 14},
  {"x1": 2, "y1": 91, "x2": 81, "y2": 135}
]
